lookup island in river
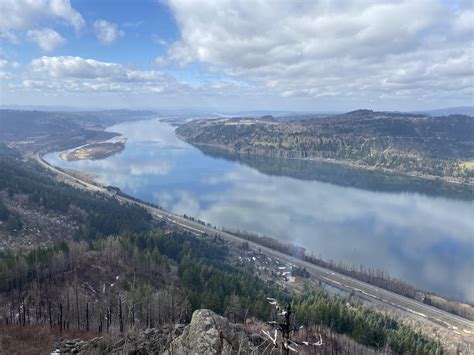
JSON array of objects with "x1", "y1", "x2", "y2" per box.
[{"x1": 60, "y1": 138, "x2": 127, "y2": 161}]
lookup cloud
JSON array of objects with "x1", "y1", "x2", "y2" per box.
[
  {"x1": 29, "y1": 56, "x2": 127, "y2": 79},
  {"x1": 27, "y1": 28, "x2": 66, "y2": 51},
  {"x1": 4, "y1": 54, "x2": 280, "y2": 109},
  {"x1": 15, "y1": 55, "x2": 270, "y2": 107},
  {"x1": 0, "y1": 59, "x2": 20, "y2": 80},
  {"x1": 0, "y1": 71, "x2": 15, "y2": 80},
  {"x1": 454, "y1": 9, "x2": 474, "y2": 34},
  {"x1": 165, "y1": 0, "x2": 474, "y2": 103},
  {"x1": 22, "y1": 55, "x2": 187, "y2": 95},
  {"x1": 0, "y1": 0, "x2": 84, "y2": 41},
  {"x1": 94, "y1": 20, "x2": 124, "y2": 45},
  {"x1": 0, "y1": 59, "x2": 13, "y2": 69}
]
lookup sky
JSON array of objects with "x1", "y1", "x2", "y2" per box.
[{"x1": 0, "y1": 0, "x2": 473, "y2": 112}]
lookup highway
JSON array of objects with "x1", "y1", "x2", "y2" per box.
[{"x1": 36, "y1": 153, "x2": 474, "y2": 340}]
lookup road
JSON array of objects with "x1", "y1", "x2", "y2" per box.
[{"x1": 36, "y1": 153, "x2": 474, "y2": 339}]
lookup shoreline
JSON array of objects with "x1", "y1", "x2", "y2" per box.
[
  {"x1": 179, "y1": 139, "x2": 474, "y2": 188},
  {"x1": 59, "y1": 138, "x2": 127, "y2": 162}
]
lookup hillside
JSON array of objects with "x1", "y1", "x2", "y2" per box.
[
  {"x1": 176, "y1": 110, "x2": 474, "y2": 183},
  {"x1": 0, "y1": 143, "x2": 151, "y2": 250},
  {"x1": 0, "y1": 109, "x2": 154, "y2": 154}
]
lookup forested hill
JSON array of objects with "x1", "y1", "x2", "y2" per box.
[
  {"x1": 0, "y1": 143, "x2": 152, "y2": 247},
  {"x1": 0, "y1": 109, "x2": 155, "y2": 154},
  {"x1": 176, "y1": 110, "x2": 474, "y2": 183}
]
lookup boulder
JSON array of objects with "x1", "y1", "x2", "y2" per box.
[{"x1": 166, "y1": 309, "x2": 252, "y2": 354}]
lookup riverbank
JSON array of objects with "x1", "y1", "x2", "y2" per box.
[
  {"x1": 181, "y1": 139, "x2": 474, "y2": 188},
  {"x1": 175, "y1": 112, "x2": 474, "y2": 187}
]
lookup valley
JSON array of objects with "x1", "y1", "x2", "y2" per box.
[
  {"x1": 0, "y1": 142, "x2": 452, "y2": 354},
  {"x1": 35, "y1": 136, "x2": 474, "y2": 353},
  {"x1": 44, "y1": 117, "x2": 474, "y2": 303},
  {"x1": 1, "y1": 109, "x2": 473, "y2": 353}
]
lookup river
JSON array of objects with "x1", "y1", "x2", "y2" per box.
[{"x1": 45, "y1": 118, "x2": 474, "y2": 301}]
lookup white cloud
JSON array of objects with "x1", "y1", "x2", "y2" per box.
[
  {"x1": 454, "y1": 9, "x2": 474, "y2": 34},
  {"x1": 94, "y1": 20, "x2": 124, "y2": 45},
  {"x1": 23, "y1": 56, "x2": 186, "y2": 94},
  {"x1": 27, "y1": 28, "x2": 66, "y2": 52},
  {"x1": 4, "y1": 54, "x2": 281, "y2": 109},
  {"x1": 0, "y1": 71, "x2": 15, "y2": 80},
  {"x1": 165, "y1": 0, "x2": 474, "y2": 104},
  {"x1": 0, "y1": 59, "x2": 21, "y2": 69},
  {"x1": 28, "y1": 56, "x2": 160, "y2": 82},
  {"x1": 0, "y1": 0, "x2": 84, "y2": 41}
]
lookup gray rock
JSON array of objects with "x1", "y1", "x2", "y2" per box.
[
  {"x1": 144, "y1": 328, "x2": 155, "y2": 336},
  {"x1": 113, "y1": 338, "x2": 126, "y2": 348},
  {"x1": 166, "y1": 309, "x2": 252, "y2": 355}
]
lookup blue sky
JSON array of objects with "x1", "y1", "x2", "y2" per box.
[
  {"x1": 0, "y1": 0, "x2": 473, "y2": 112},
  {"x1": 62, "y1": 0, "x2": 177, "y2": 66},
  {"x1": 2, "y1": 1, "x2": 181, "y2": 78}
]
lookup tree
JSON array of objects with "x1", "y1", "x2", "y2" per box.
[{"x1": 6, "y1": 215, "x2": 22, "y2": 233}]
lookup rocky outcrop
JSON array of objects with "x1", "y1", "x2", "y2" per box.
[
  {"x1": 52, "y1": 309, "x2": 254, "y2": 354},
  {"x1": 52, "y1": 324, "x2": 184, "y2": 354},
  {"x1": 165, "y1": 309, "x2": 253, "y2": 354}
]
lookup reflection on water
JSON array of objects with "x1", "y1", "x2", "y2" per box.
[
  {"x1": 198, "y1": 145, "x2": 474, "y2": 200},
  {"x1": 45, "y1": 118, "x2": 474, "y2": 301}
]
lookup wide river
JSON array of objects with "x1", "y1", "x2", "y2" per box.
[{"x1": 45, "y1": 118, "x2": 474, "y2": 301}]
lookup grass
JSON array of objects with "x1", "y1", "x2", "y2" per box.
[
  {"x1": 0, "y1": 324, "x2": 100, "y2": 355},
  {"x1": 0, "y1": 324, "x2": 54, "y2": 355}
]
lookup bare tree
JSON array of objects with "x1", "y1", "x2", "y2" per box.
[{"x1": 263, "y1": 298, "x2": 323, "y2": 354}]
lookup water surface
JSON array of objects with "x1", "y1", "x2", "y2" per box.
[{"x1": 45, "y1": 118, "x2": 474, "y2": 301}]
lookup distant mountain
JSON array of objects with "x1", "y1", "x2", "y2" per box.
[
  {"x1": 218, "y1": 110, "x2": 298, "y2": 117},
  {"x1": 415, "y1": 106, "x2": 474, "y2": 117},
  {"x1": 0, "y1": 104, "x2": 98, "y2": 111}
]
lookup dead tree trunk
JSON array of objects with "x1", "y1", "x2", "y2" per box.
[
  {"x1": 119, "y1": 298, "x2": 124, "y2": 333},
  {"x1": 48, "y1": 299, "x2": 52, "y2": 330},
  {"x1": 60, "y1": 303, "x2": 63, "y2": 333},
  {"x1": 86, "y1": 302, "x2": 89, "y2": 331}
]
